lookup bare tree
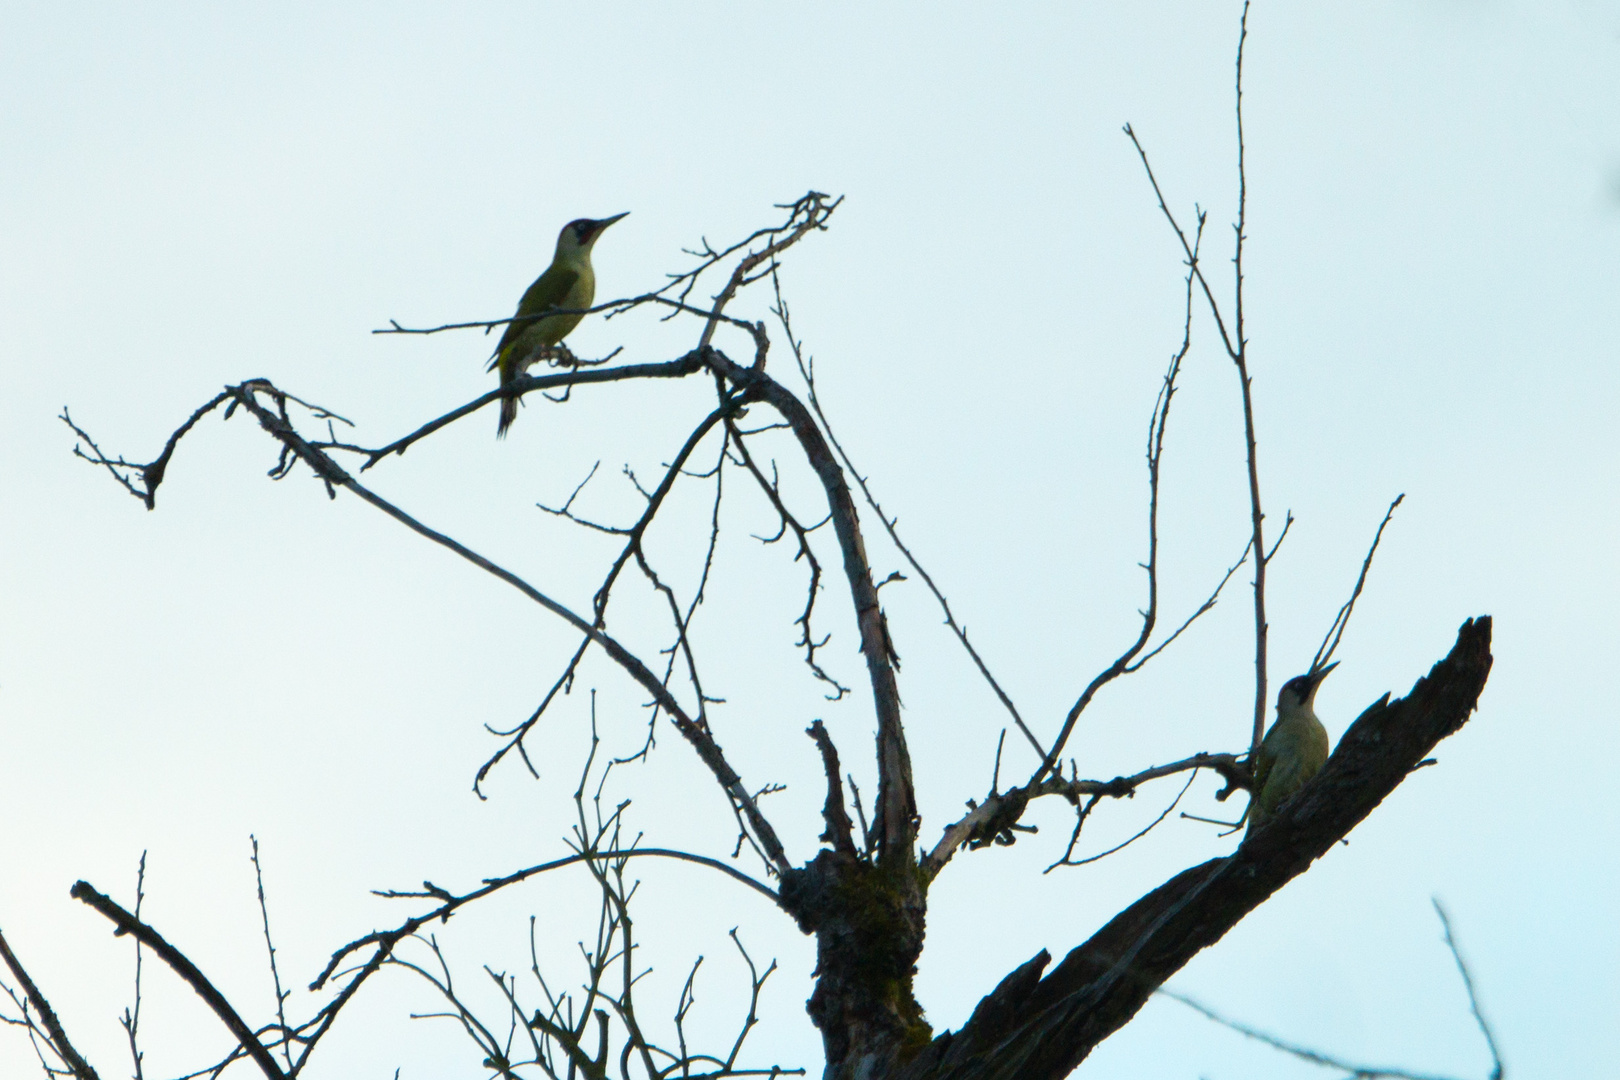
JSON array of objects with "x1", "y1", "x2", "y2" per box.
[{"x1": 5, "y1": 7, "x2": 1498, "y2": 1080}]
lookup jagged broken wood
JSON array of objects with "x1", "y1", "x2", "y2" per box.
[{"x1": 889, "y1": 616, "x2": 1492, "y2": 1080}]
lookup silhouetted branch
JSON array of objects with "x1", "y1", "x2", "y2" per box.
[
  {"x1": 119, "y1": 853, "x2": 147, "y2": 1080},
  {"x1": 899, "y1": 616, "x2": 1492, "y2": 1080},
  {"x1": 234, "y1": 379, "x2": 792, "y2": 877},
  {"x1": 1435, "y1": 900, "x2": 1505, "y2": 1080},
  {"x1": 726, "y1": 415, "x2": 850, "y2": 698},
  {"x1": 809, "y1": 721, "x2": 859, "y2": 858},
  {"x1": 1033, "y1": 213, "x2": 1206, "y2": 784},
  {"x1": 1122, "y1": 2, "x2": 1272, "y2": 757},
  {"x1": 70, "y1": 881, "x2": 285, "y2": 1080},
  {"x1": 383, "y1": 736, "x2": 801, "y2": 1079},
  {"x1": 922, "y1": 752, "x2": 1247, "y2": 881},
  {"x1": 1313, "y1": 494, "x2": 1405, "y2": 673},
  {"x1": 772, "y1": 274, "x2": 1039, "y2": 763},
  {"x1": 0, "y1": 923, "x2": 101, "y2": 1080},
  {"x1": 1047, "y1": 770, "x2": 1200, "y2": 872},
  {"x1": 355, "y1": 354, "x2": 705, "y2": 469},
  {"x1": 1159, "y1": 987, "x2": 1471, "y2": 1080},
  {"x1": 703, "y1": 348, "x2": 914, "y2": 867}
]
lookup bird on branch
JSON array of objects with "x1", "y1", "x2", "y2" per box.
[
  {"x1": 489, "y1": 213, "x2": 628, "y2": 437},
  {"x1": 1245, "y1": 661, "x2": 1337, "y2": 839}
]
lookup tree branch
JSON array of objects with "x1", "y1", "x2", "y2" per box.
[
  {"x1": 70, "y1": 881, "x2": 285, "y2": 1080},
  {"x1": 0, "y1": 924, "x2": 101, "y2": 1080},
  {"x1": 704, "y1": 349, "x2": 915, "y2": 868},
  {"x1": 808, "y1": 721, "x2": 859, "y2": 858},
  {"x1": 900, "y1": 616, "x2": 1492, "y2": 1080},
  {"x1": 215, "y1": 380, "x2": 795, "y2": 878}
]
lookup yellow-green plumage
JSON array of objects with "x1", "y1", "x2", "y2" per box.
[
  {"x1": 489, "y1": 213, "x2": 626, "y2": 437},
  {"x1": 1245, "y1": 663, "x2": 1336, "y2": 838}
]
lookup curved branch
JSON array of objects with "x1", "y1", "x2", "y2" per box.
[
  {"x1": 921, "y1": 752, "x2": 1246, "y2": 881},
  {"x1": 305, "y1": 845, "x2": 779, "y2": 1074},
  {"x1": 705, "y1": 349, "x2": 914, "y2": 867},
  {"x1": 770, "y1": 278, "x2": 1041, "y2": 762},
  {"x1": 210, "y1": 381, "x2": 793, "y2": 880},
  {"x1": 356, "y1": 354, "x2": 705, "y2": 469},
  {"x1": 70, "y1": 882, "x2": 285, "y2": 1080}
]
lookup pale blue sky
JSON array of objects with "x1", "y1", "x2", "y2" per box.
[{"x1": 3, "y1": 3, "x2": 1617, "y2": 1078}]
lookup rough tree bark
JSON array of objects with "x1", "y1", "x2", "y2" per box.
[
  {"x1": 799, "y1": 616, "x2": 1492, "y2": 1080},
  {"x1": 759, "y1": 619, "x2": 1493, "y2": 1080}
]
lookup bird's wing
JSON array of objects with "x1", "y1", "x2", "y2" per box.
[
  {"x1": 1250, "y1": 726, "x2": 1280, "y2": 806},
  {"x1": 488, "y1": 266, "x2": 581, "y2": 368},
  {"x1": 1250, "y1": 747, "x2": 1274, "y2": 806}
]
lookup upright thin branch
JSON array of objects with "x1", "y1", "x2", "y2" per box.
[
  {"x1": 1229, "y1": 0, "x2": 1270, "y2": 754},
  {"x1": 704, "y1": 349, "x2": 915, "y2": 867},
  {"x1": 771, "y1": 274, "x2": 1041, "y2": 762},
  {"x1": 1312, "y1": 494, "x2": 1404, "y2": 672},
  {"x1": 808, "y1": 721, "x2": 859, "y2": 857},
  {"x1": 249, "y1": 838, "x2": 293, "y2": 1072},
  {"x1": 1122, "y1": 2, "x2": 1268, "y2": 755},
  {"x1": 120, "y1": 853, "x2": 147, "y2": 1080},
  {"x1": 1032, "y1": 215, "x2": 1205, "y2": 784}
]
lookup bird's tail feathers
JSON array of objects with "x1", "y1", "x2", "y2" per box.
[{"x1": 497, "y1": 392, "x2": 519, "y2": 438}]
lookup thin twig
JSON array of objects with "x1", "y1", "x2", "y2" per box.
[
  {"x1": 225, "y1": 381, "x2": 793, "y2": 877},
  {"x1": 1312, "y1": 494, "x2": 1405, "y2": 672},
  {"x1": 70, "y1": 882, "x2": 284, "y2": 1080},
  {"x1": 726, "y1": 415, "x2": 850, "y2": 698},
  {"x1": 1159, "y1": 986, "x2": 1473, "y2": 1080},
  {"x1": 1434, "y1": 900, "x2": 1505, "y2": 1080},
  {"x1": 120, "y1": 853, "x2": 146, "y2": 1080},
  {"x1": 1122, "y1": 3, "x2": 1270, "y2": 754},
  {"x1": 1048, "y1": 770, "x2": 1200, "y2": 871},
  {"x1": 1124, "y1": 537, "x2": 1251, "y2": 674},
  {"x1": 249, "y1": 838, "x2": 293, "y2": 1072},
  {"x1": 772, "y1": 270, "x2": 1041, "y2": 761},
  {"x1": 1031, "y1": 211, "x2": 1208, "y2": 784}
]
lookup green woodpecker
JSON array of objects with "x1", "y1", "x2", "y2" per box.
[
  {"x1": 488, "y1": 213, "x2": 628, "y2": 437},
  {"x1": 1246, "y1": 661, "x2": 1337, "y2": 838}
]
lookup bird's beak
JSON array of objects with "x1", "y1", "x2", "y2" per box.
[
  {"x1": 594, "y1": 212, "x2": 629, "y2": 232},
  {"x1": 1304, "y1": 660, "x2": 1339, "y2": 701}
]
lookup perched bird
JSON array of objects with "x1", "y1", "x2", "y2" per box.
[
  {"x1": 488, "y1": 213, "x2": 628, "y2": 436},
  {"x1": 1246, "y1": 661, "x2": 1338, "y2": 838}
]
